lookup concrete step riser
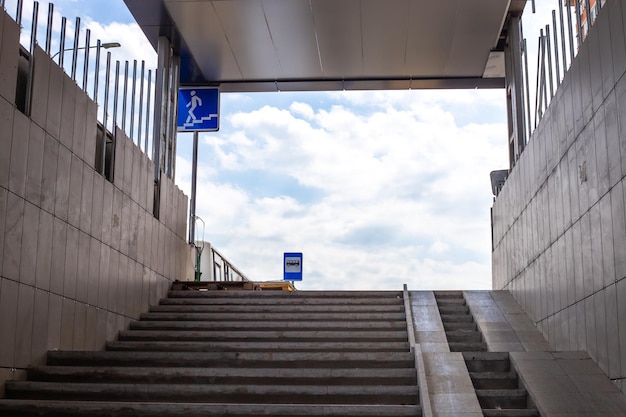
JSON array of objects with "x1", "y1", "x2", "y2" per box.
[
  {"x1": 476, "y1": 390, "x2": 528, "y2": 410},
  {"x1": 445, "y1": 332, "x2": 483, "y2": 343},
  {"x1": 6, "y1": 382, "x2": 419, "y2": 405},
  {"x1": 117, "y1": 330, "x2": 408, "y2": 343},
  {"x1": 149, "y1": 305, "x2": 405, "y2": 313},
  {"x1": 129, "y1": 321, "x2": 407, "y2": 331},
  {"x1": 448, "y1": 342, "x2": 487, "y2": 352},
  {"x1": 167, "y1": 291, "x2": 404, "y2": 299},
  {"x1": 440, "y1": 315, "x2": 474, "y2": 323},
  {"x1": 28, "y1": 367, "x2": 417, "y2": 385},
  {"x1": 482, "y1": 409, "x2": 539, "y2": 417},
  {"x1": 443, "y1": 322, "x2": 477, "y2": 331},
  {"x1": 105, "y1": 341, "x2": 411, "y2": 353},
  {"x1": 161, "y1": 298, "x2": 405, "y2": 306},
  {"x1": 436, "y1": 306, "x2": 470, "y2": 315},
  {"x1": 46, "y1": 351, "x2": 416, "y2": 369},
  {"x1": 140, "y1": 312, "x2": 407, "y2": 321},
  {"x1": 469, "y1": 374, "x2": 519, "y2": 390},
  {"x1": 0, "y1": 401, "x2": 423, "y2": 417}
]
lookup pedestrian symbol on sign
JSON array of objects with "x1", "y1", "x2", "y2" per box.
[{"x1": 185, "y1": 90, "x2": 203, "y2": 125}]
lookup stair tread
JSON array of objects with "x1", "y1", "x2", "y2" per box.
[
  {"x1": 130, "y1": 321, "x2": 407, "y2": 330},
  {"x1": 47, "y1": 350, "x2": 415, "y2": 367},
  {"x1": 29, "y1": 366, "x2": 417, "y2": 381},
  {"x1": 0, "y1": 400, "x2": 423, "y2": 416},
  {"x1": 105, "y1": 340, "x2": 410, "y2": 352}
]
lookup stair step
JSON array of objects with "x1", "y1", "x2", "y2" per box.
[
  {"x1": 463, "y1": 352, "x2": 510, "y2": 372},
  {"x1": 482, "y1": 409, "x2": 539, "y2": 417},
  {"x1": 443, "y1": 322, "x2": 477, "y2": 331},
  {"x1": 28, "y1": 366, "x2": 417, "y2": 385},
  {"x1": 0, "y1": 400, "x2": 422, "y2": 417},
  {"x1": 105, "y1": 340, "x2": 411, "y2": 352},
  {"x1": 440, "y1": 314, "x2": 474, "y2": 323},
  {"x1": 140, "y1": 312, "x2": 408, "y2": 321},
  {"x1": 434, "y1": 298, "x2": 466, "y2": 305},
  {"x1": 129, "y1": 320, "x2": 407, "y2": 331},
  {"x1": 160, "y1": 297, "x2": 403, "y2": 306},
  {"x1": 448, "y1": 342, "x2": 487, "y2": 352},
  {"x1": 47, "y1": 350, "x2": 416, "y2": 368},
  {"x1": 6, "y1": 381, "x2": 419, "y2": 404},
  {"x1": 167, "y1": 290, "x2": 404, "y2": 299},
  {"x1": 117, "y1": 330, "x2": 408, "y2": 342},
  {"x1": 148, "y1": 304, "x2": 405, "y2": 313},
  {"x1": 476, "y1": 389, "x2": 528, "y2": 409},
  {"x1": 469, "y1": 372, "x2": 519, "y2": 389},
  {"x1": 436, "y1": 305, "x2": 470, "y2": 315},
  {"x1": 445, "y1": 330, "x2": 483, "y2": 343},
  {"x1": 433, "y1": 291, "x2": 464, "y2": 298}
]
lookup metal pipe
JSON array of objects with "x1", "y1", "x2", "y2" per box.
[
  {"x1": 25, "y1": 1, "x2": 39, "y2": 117},
  {"x1": 45, "y1": 3, "x2": 54, "y2": 55},
  {"x1": 59, "y1": 17, "x2": 67, "y2": 67},
  {"x1": 122, "y1": 61, "x2": 128, "y2": 131},
  {"x1": 82, "y1": 29, "x2": 91, "y2": 90},
  {"x1": 575, "y1": 0, "x2": 583, "y2": 49},
  {"x1": 71, "y1": 17, "x2": 81, "y2": 80},
  {"x1": 546, "y1": 25, "x2": 554, "y2": 97},
  {"x1": 584, "y1": 0, "x2": 592, "y2": 32},
  {"x1": 16, "y1": 0, "x2": 23, "y2": 27},
  {"x1": 541, "y1": 30, "x2": 548, "y2": 111},
  {"x1": 558, "y1": 0, "x2": 567, "y2": 72},
  {"x1": 137, "y1": 61, "x2": 145, "y2": 148},
  {"x1": 101, "y1": 51, "x2": 112, "y2": 176},
  {"x1": 552, "y1": 11, "x2": 561, "y2": 86},
  {"x1": 110, "y1": 60, "x2": 121, "y2": 181},
  {"x1": 189, "y1": 131, "x2": 199, "y2": 243},
  {"x1": 145, "y1": 69, "x2": 152, "y2": 154},
  {"x1": 523, "y1": 38, "x2": 532, "y2": 140},
  {"x1": 94, "y1": 40, "x2": 101, "y2": 103},
  {"x1": 130, "y1": 60, "x2": 137, "y2": 142},
  {"x1": 567, "y1": 0, "x2": 575, "y2": 62},
  {"x1": 534, "y1": 34, "x2": 543, "y2": 128}
]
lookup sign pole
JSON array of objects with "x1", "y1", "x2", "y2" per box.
[{"x1": 189, "y1": 131, "x2": 199, "y2": 244}]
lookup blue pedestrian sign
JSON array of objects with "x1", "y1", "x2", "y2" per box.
[
  {"x1": 177, "y1": 87, "x2": 220, "y2": 132},
  {"x1": 284, "y1": 252, "x2": 303, "y2": 281}
]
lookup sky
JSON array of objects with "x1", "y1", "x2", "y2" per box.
[{"x1": 4, "y1": 0, "x2": 558, "y2": 291}]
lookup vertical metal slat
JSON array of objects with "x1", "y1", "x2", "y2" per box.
[
  {"x1": 71, "y1": 17, "x2": 81, "y2": 80},
  {"x1": 130, "y1": 60, "x2": 137, "y2": 142},
  {"x1": 82, "y1": 29, "x2": 91, "y2": 90},
  {"x1": 45, "y1": 3, "x2": 54, "y2": 55}
]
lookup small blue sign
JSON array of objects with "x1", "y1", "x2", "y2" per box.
[
  {"x1": 177, "y1": 87, "x2": 220, "y2": 132},
  {"x1": 284, "y1": 252, "x2": 303, "y2": 281}
]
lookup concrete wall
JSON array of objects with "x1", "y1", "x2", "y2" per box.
[
  {"x1": 492, "y1": 1, "x2": 626, "y2": 392},
  {"x1": 0, "y1": 9, "x2": 193, "y2": 393}
]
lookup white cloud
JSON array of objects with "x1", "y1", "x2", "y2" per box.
[{"x1": 176, "y1": 90, "x2": 507, "y2": 291}]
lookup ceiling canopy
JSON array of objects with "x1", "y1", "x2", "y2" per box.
[{"x1": 124, "y1": 0, "x2": 526, "y2": 92}]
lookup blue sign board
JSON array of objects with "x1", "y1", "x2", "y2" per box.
[
  {"x1": 177, "y1": 87, "x2": 220, "y2": 132},
  {"x1": 284, "y1": 252, "x2": 303, "y2": 281}
]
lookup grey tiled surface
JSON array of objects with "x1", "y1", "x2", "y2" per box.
[
  {"x1": 513, "y1": 351, "x2": 626, "y2": 416},
  {"x1": 0, "y1": 7, "x2": 194, "y2": 394},
  {"x1": 492, "y1": 2, "x2": 626, "y2": 395}
]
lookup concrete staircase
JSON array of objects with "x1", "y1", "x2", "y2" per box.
[
  {"x1": 463, "y1": 352, "x2": 539, "y2": 417},
  {"x1": 0, "y1": 290, "x2": 422, "y2": 416},
  {"x1": 433, "y1": 291, "x2": 487, "y2": 352},
  {"x1": 432, "y1": 291, "x2": 539, "y2": 417}
]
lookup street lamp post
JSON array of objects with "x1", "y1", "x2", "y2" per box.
[{"x1": 51, "y1": 42, "x2": 121, "y2": 59}]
